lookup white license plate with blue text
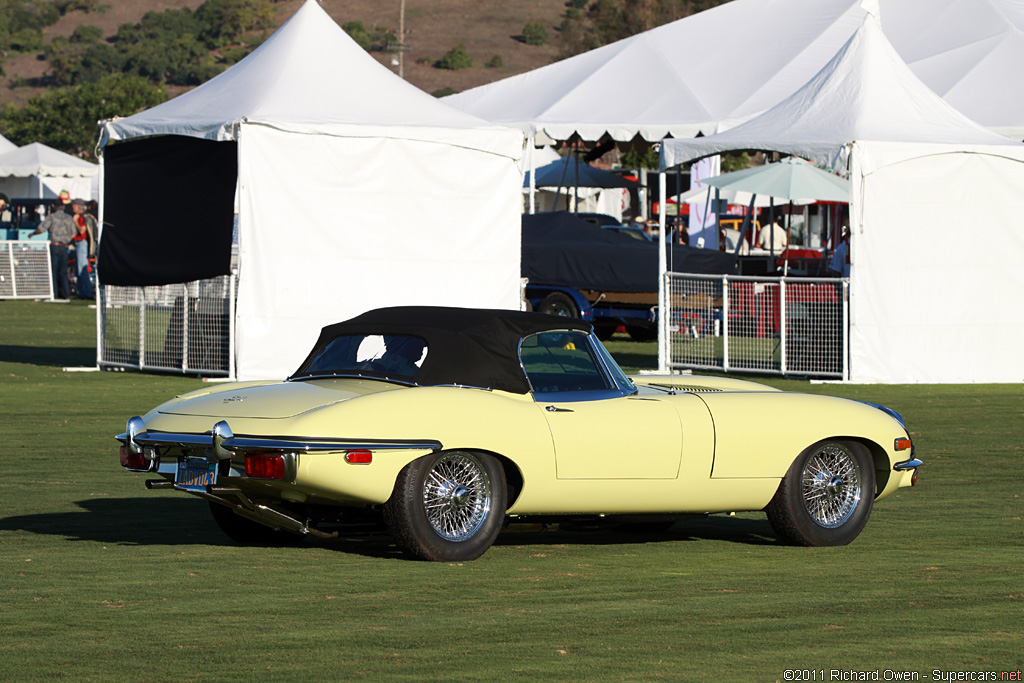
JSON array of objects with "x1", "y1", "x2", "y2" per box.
[{"x1": 175, "y1": 457, "x2": 217, "y2": 492}]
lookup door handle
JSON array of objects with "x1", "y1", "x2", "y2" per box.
[{"x1": 545, "y1": 405, "x2": 573, "y2": 413}]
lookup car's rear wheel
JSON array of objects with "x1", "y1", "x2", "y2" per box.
[
  {"x1": 765, "y1": 440, "x2": 874, "y2": 546},
  {"x1": 384, "y1": 451, "x2": 506, "y2": 561},
  {"x1": 208, "y1": 501, "x2": 302, "y2": 545},
  {"x1": 538, "y1": 292, "x2": 579, "y2": 318},
  {"x1": 626, "y1": 323, "x2": 658, "y2": 342}
]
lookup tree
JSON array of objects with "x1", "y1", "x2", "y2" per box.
[
  {"x1": 342, "y1": 20, "x2": 371, "y2": 50},
  {"x1": 1, "y1": 74, "x2": 166, "y2": 159},
  {"x1": 435, "y1": 44, "x2": 473, "y2": 70},
  {"x1": 522, "y1": 21, "x2": 548, "y2": 46},
  {"x1": 195, "y1": 0, "x2": 275, "y2": 48},
  {"x1": 557, "y1": 0, "x2": 732, "y2": 60}
]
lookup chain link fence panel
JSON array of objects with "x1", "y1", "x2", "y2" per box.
[
  {"x1": 0, "y1": 240, "x2": 54, "y2": 300},
  {"x1": 99, "y1": 275, "x2": 236, "y2": 376},
  {"x1": 666, "y1": 273, "x2": 848, "y2": 379}
]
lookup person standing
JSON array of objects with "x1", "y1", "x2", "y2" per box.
[
  {"x1": 829, "y1": 227, "x2": 850, "y2": 277},
  {"x1": 31, "y1": 191, "x2": 76, "y2": 300},
  {"x1": 756, "y1": 219, "x2": 788, "y2": 254},
  {"x1": 71, "y1": 198, "x2": 96, "y2": 299}
]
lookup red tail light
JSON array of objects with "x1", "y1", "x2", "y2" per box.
[
  {"x1": 245, "y1": 452, "x2": 286, "y2": 479},
  {"x1": 345, "y1": 450, "x2": 372, "y2": 464},
  {"x1": 119, "y1": 445, "x2": 146, "y2": 470}
]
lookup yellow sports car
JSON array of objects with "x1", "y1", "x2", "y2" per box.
[{"x1": 117, "y1": 306, "x2": 922, "y2": 561}]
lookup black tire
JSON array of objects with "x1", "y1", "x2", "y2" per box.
[
  {"x1": 765, "y1": 440, "x2": 874, "y2": 547},
  {"x1": 594, "y1": 322, "x2": 618, "y2": 341},
  {"x1": 626, "y1": 323, "x2": 658, "y2": 342},
  {"x1": 208, "y1": 501, "x2": 302, "y2": 545},
  {"x1": 384, "y1": 451, "x2": 506, "y2": 561},
  {"x1": 538, "y1": 292, "x2": 579, "y2": 318}
]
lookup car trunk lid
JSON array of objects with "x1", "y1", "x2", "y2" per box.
[{"x1": 159, "y1": 379, "x2": 399, "y2": 419}]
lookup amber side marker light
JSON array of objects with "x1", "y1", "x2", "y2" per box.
[
  {"x1": 345, "y1": 450, "x2": 373, "y2": 464},
  {"x1": 894, "y1": 437, "x2": 912, "y2": 451},
  {"x1": 245, "y1": 452, "x2": 286, "y2": 479}
]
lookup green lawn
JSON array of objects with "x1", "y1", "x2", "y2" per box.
[{"x1": 1, "y1": 300, "x2": 1021, "y2": 681}]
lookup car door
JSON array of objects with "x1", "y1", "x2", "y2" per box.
[{"x1": 521, "y1": 330, "x2": 683, "y2": 480}]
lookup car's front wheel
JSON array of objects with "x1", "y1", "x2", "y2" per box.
[
  {"x1": 765, "y1": 440, "x2": 874, "y2": 546},
  {"x1": 384, "y1": 451, "x2": 507, "y2": 561}
]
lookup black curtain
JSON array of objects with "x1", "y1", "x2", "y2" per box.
[{"x1": 98, "y1": 135, "x2": 238, "y2": 286}]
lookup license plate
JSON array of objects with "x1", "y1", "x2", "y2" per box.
[{"x1": 175, "y1": 457, "x2": 217, "y2": 492}]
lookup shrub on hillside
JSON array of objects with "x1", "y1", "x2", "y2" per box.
[
  {"x1": 342, "y1": 21, "x2": 371, "y2": 50},
  {"x1": 522, "y1": 21, "x2": 547, "y2": 46},
  {"x1": 435, "y1": 44, "x2": 473, "y2": 70}
]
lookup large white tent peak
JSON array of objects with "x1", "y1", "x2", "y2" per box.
[
  {"x1": 444, "y1": 0, "x2": 865, "y2": 141},
  {"x1": 100, "y1": 0, "x2": 522, "y2": 160},
  {"x1": 661, "y1": 10, "x2": 1021, "y2": 171},
  {"x1": 445, "y1": 0, "x2": 1024, "y2": 143}
]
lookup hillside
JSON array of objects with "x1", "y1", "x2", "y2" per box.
[{"x1": 0, "y1": 0, "x2": 569, "y2": 108}]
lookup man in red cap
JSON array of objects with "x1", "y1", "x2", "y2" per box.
[{"x1": 71, "y1": 198, "x2": 96, "y2": 299}]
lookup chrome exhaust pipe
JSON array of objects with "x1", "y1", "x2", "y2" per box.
[{"x1": 143, "y1": 480, "x2": 337, "y2": 539}]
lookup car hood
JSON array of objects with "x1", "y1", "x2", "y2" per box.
[{"x1": 158, "y1": 379, "x2": 402, "y2": 419}]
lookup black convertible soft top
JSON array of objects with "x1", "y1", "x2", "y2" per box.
[{"x1": 292, "y1": 306, "x2": 592, "y2": 394}]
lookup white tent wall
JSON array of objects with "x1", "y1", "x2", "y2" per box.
[
  {"x1": 849, "y1": 142, "x2": 1024, "y2": 383},
  {"x1": 235, "y1": 125, "x2": 523, "y2": 379}
]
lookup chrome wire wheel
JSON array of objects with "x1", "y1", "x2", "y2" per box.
[
  {"x1": 421, "y1": 452, "x2": 493, "y2": 542},
  {"x1": 800, "y1": 443, "x2": 863, "y2": 528}
]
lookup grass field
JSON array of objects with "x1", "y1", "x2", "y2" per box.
[{"x1": 1, "y1": 300, "x2": 1021, "y2": 681}]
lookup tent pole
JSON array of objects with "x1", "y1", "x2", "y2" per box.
[
  {"x1": 675, "y1": 166, "x2": 682, "y2": 242},
  {"x1": 736, "y1": 195, "x2": 756, "y2": 257},
  {"x1": 658, "y1": 170, "x2": 668, "y2": 373},
  {"x1": 699, "y1": 186, "x2": 711, "y2": 248},
  {"x1": 94, "y1": 150, "x2": 105, "y2": 370},
  {"x1": 527, "y1": 136, "x2": 536, "y2": 215},
  {"x1": 711, "y1": 187, "x2": 721, "y2": 250},
  {"x1": 783, "y1": 201, "x2": 792, "y2": 276},
  {"x1": 573, "y1": 153, "x2": 580, "y2": 214},
  {"x1": 555, "y1": 149, "x2": 570, "y2": 212}
]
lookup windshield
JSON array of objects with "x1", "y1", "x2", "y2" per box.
[
  {"x1": 296, "y1": 334, "x2": 427, "y2": 380},
  {"x1": 520, "y1": 331, "x2": 634, "y2": 397}
]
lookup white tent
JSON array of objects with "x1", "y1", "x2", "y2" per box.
[
  {"x1": 98, "y1": 0, "x2": 525, "y2": 380},
  {"x1": 661, "y1": 5, "x2": 1024, "y2": 384},
  {"x1": 0, "y1": 133, "x2": 17, "y2": 154},
  {"x1": 0, "y1": 142, "x2": 98, "y2": 200},
  {"x1": 444, "y1": 0, "x2": 1024, "y2": 141}
]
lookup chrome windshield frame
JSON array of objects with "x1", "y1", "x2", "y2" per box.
[{"x1": 518, "y1": 329, "x2": 638, "y2": 404}]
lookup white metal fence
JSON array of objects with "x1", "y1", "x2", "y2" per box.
[
  {"x1": 665, "y1": 273, "x2": 848, "y2": 379},
  {"x1": 99, "y1": 274, "x2": 236, "y2": 376},
  {"x1": 0, "y1": 240, "x2": 53, "y2": 300}
]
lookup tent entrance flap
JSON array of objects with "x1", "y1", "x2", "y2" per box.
[{"x1": 99, "y1": 135, "x2": 237, "y2": 286}]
